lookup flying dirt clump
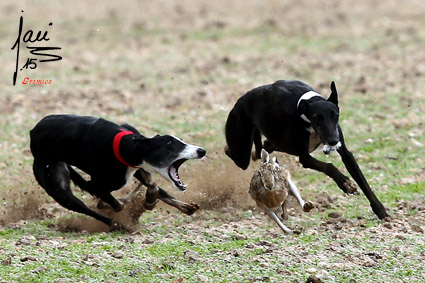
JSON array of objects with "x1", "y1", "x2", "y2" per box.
[{"x1": 57, "y1": 186, "x2": 146, "y2": 233}]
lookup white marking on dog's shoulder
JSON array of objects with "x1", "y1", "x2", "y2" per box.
[
  {"x1": 297, "y1": 91, "x2": 323, "y2": 123},
  {"x1": 296, "y1": 91, "x2": 323, "y2": 108}
]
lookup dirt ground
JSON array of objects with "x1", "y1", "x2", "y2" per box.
[{"x1": 0, "y1": 0, "x2": 424, "y2": 281}]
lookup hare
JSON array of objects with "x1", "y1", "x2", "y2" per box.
[{"x1": 249, "y1": 149, "x2": 314, "y2": 234}]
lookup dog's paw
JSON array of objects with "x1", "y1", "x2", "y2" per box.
[
  {"x1": 118, "y1": 197, "x2": 130, "y2": 204},
  {"x1": 109, "y1": 221, "x2": 129, "y2": 232},
  {"x1": 343, "y1": 179, "x2": 359, "y2": 195},
  {"x1": 303, "y1": 201, "x2": 315, "y2": 212},
  {"x1": 181, "y1": 202, "x2": 200, "y2": 215},
  {"x1": 97, "y1": 199, "x2": 124, "y2": 212}
]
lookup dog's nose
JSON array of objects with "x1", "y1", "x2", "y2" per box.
[
  {"x1": 328, "y1": 140, "x2": 339, "y2": 146},
  {"x1": 197, "y1": 148, "x2": 206, "y2": 158}
]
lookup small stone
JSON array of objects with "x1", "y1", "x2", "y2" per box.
[
  {"x1": 129, "y1": 267, "x2": 142, "y2": 277},
  {"x1": 306, "y1": 267, "x2": 317, "y2": 274},
  {"x1": 112, "y1": 251, "x2": 124, "y2": 259},
  {"x1": 1, "y1": 257, "x2": 12, "y2": 266},
  {"x1": 16, "y1": 236, "x2": 36, "y2": 246},
  {"x1": 305, "y1": 276, "x2": 323, "y2": 283},
  {"x1": 20, "y1": 256, "x2": 37, "y2": 262},
  {"x1": 316, "y1": 269, "x2": 329, "y2": 279},
  {"x1": 184, "y1": 250, "x2": 201, "y2": 262},
  {"x1": 197, "y1": 275, "x2": 209, "y2": 282},
  {"x1": 382, "y1": 222, "x2": 392, "y2": 229},
  {"x1": 411, "y1": 225, "x2": 424, "y2": 233},
  {"x1": 331, "y1": 262, "x2": 344, "y2": 269},
  {"x1": 35, "y1": 266, "x2": 48, "y2": 273},
  {"x1": 395, "y1": 234, "x2": 406, "y2": 240},
  {"x1": 142, "y1": 238, "x2": 154, "y2": 244},
  {"x1": 390, "y1": 246, "x2": 401, "y2": 253},
  {"x1": 328, "y1": 212, "x2": 341, "y2": 218},
  {"x1": 362, "y1": 259, "x2": 377, "y2": 267}
]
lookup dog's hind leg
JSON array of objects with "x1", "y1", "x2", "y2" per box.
[
  {"x1": 225, "y1": 108, "x2": 255, "y2": 170},
  {"x1": 336, "y1": 126, "x2": 389, "y2": 219},
  {"x1": 33, "y1": 160, "x2": 113, "y2": 226},
  {"x1": 251, "y1": 128, "x2": 262, "y2": 161},
  {"x1": 67, "y1": 165, "x2": 89, "y2": 191}
]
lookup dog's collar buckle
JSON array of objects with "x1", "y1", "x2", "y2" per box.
[
  {"x1": 113, "y1": 129, "x2": 138, "y2": 168},
  {"x1": 297, "y1": 91, "x2": 323, "y2": 123}
]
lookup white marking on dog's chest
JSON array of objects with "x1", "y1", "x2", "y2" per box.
[
  {"x1": 307, "y1": 127, "x2": 321, "y2": 153},
  {"x1": 125, "y1": 167, "x2": 138, "y2": 185}
]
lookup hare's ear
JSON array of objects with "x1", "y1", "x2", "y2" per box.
[
  {"x1": 261, "y1": 149, "x2": 269, "y2": 163},
  {"x1": 272, "y1": 156, "x2": 279, "y2": 166}
]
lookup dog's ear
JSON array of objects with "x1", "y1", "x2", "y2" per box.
[
  {"x1": 328, "y1": 81, "x2": 339, "y2": 105},
  {"x1": 132, "y1": 136, "x2": 150, "y2": 149},
  {"x1": 297, "y1": 100, "x2": 308, "y2": 116}
]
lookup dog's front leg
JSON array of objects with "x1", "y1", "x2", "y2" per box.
[
  {"x1": 336, "y1": 126, "x2": 389, "y2": 220},
  {"x1": 157, "y1": 188, "x2": 200, "y2": 215},
  {"x1": 299, "y1": 153, "x2": 358, "y2": 195},
  {"x1": 133, "y1": 169, "x2": 160, "y2": 210}
]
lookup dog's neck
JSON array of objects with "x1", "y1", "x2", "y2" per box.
[
  {"x1": 113, "y1": 129, "x2": 140, "y2": 168},
  {"x1": 297, "y1": 91, "x2": 323, "y2": 123}
]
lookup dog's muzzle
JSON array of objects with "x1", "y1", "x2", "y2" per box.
[
  {"x1": 323, "y1": 142, "x2": 341, "y2": 155},
  {"x1": 168, "y1": 146, "x2": 206, "y2": 191}
]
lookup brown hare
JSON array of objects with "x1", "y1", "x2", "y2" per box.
[{"x1": 249, "y1": 149, "x2": 314, "y2": 234}]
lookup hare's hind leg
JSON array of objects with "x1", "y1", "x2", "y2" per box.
[
  {"x1": 262, "y1": 205, "x2": 292, "y2": 234},
  {"x1": 281, "y1": 199, "x2": 289, "y2": 220},
  {"x1": 287, "y1": 178, "x2": 314, "y2": 212}
]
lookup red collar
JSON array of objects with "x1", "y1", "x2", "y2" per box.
[{"x1": 113, "y1": 129, "x2": 138, "y2": 168}]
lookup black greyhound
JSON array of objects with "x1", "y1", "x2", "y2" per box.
[
  {"x1": 225, "y1": 80, "x2": 389, "y2": 220},
  {"x1": 30, "y1": 114, "x2": 206, "y2": 226}
]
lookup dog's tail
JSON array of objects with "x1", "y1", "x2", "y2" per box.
[
  {"x1": 224, "y1": 106, "x2": 257, "y2": 170},
  {"x1": 67, "y1": 165, "x2": 93, "y2": 195}
]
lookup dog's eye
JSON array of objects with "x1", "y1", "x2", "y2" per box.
[{"x1": 167, "y1": 140, "x2": 173, "y2": 145}]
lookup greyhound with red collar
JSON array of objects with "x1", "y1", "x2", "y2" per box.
[
  {"x1": 225, "y1": 80, "x2": 389, "y2": 220},
  {"x1": 30, "y1": 114, "x2": 206, "y2": 226}
]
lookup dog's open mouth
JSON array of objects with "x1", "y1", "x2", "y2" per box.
[{"x1": 168, "y1": 159, "x2": 188, "y2": 191}]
